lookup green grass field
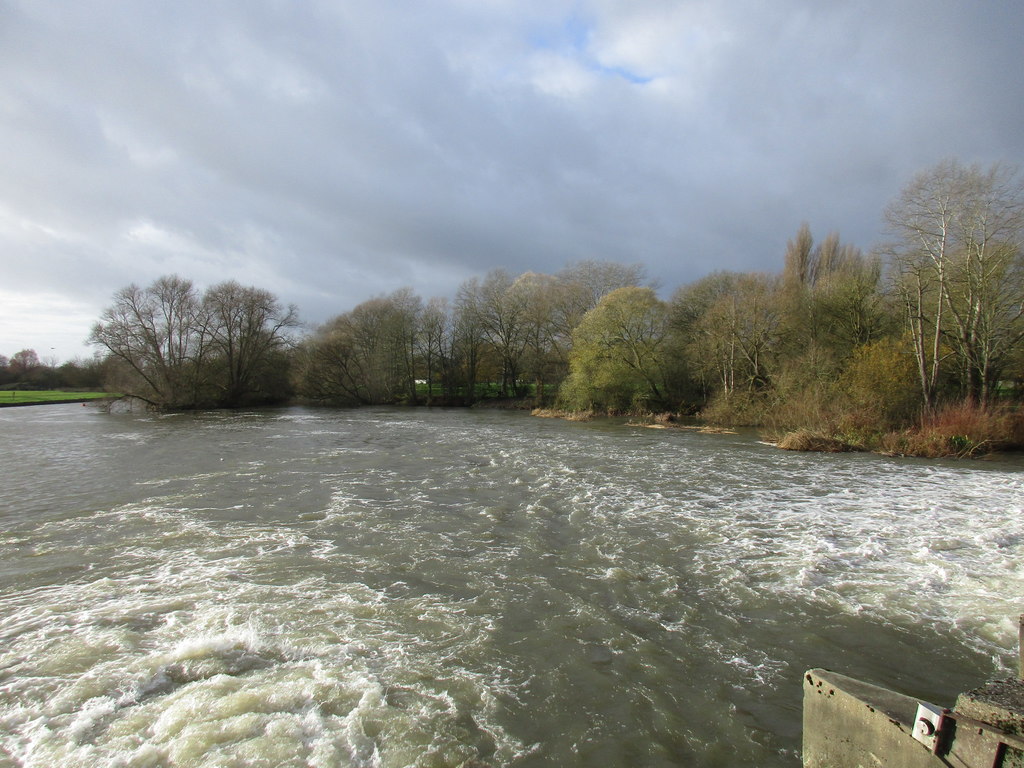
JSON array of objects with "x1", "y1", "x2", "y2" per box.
[{"x1": 0, "y1": 390, "x2": 118, "y2": 406}]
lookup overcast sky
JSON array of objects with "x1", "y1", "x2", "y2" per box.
[{"x1": 2, "y1": 0, "x2": 1022, "y2": 362}]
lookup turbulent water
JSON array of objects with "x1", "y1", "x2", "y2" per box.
[{"x1": 0, "y1": 404, "x2": 1022, "y2": 767}]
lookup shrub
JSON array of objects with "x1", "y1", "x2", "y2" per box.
[
  {"x1": 838, "y1": 338, "x2": 921, "y2": 429},
  {"x1": 777, "y1": 429, "x2": 859, "y2": 453},
  {"x1": 700, "y1": 389, "x2": 770, "y2": 426},
  {"x1": 881, "y1": 402, "x2": 1024, "y2": 457}
]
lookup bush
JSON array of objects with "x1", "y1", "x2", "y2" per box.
[
  {"x1": 700, "y1": 389, "x2": 771, "y2": 426},
  {"x1": 838, "y1": 338, "x2": 921, "y2": 429},
  {"x1": 777, "y1": 430, "x2": 859, "y2": 453},
  {"x1": 880, "y1": 402, "x2": 1024, "y2": 457}
]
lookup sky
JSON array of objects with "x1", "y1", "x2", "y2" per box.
[{"x1": 1, "y1": 1, "x2": 1022, "y2": 363}]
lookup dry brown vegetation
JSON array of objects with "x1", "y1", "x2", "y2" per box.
[
  {"x1": 776, "y1": 430, "x2": 860, "y2": 453},
  {"x1": 877, "y1": 403, "x2": 1024, "y2": 458},
  {"x1": 531, "y1": 408, "x2": 594, "y2": 421}
]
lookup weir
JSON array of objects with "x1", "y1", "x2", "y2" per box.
[{"x1": 803, "y1": 616, "x2": 1024, "y2": 768}]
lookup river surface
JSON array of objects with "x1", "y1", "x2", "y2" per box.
[{"x1": 1, "y1": 404, "x2": 1022, "y2": 767}]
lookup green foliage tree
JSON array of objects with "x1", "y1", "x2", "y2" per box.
[
  {"x1": 838, "y1": 337, "x2": 921, "y2": 431},
  {"x1": 560, "y1": 287, "x2": 670, "y2": 412}
]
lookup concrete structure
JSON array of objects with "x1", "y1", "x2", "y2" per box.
[{"x1": 803, "y1": 616, "x2": 1024, "y2": 768}]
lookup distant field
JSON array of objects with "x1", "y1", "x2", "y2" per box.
[{"x1": 0, "y1": 391, "x2": 119, "y2": 407}]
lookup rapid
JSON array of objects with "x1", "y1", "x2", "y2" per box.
[{"x1": 1, "y1": 404, "x2": 1021, "y2": 767}]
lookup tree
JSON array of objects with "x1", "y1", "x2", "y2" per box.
[
  {"x1": 202, "y1": 281, "x2": 299, "y2": 406},
  {"x1": 298, "y1": 289, "x2": 421, "y2": 406},
  {"x1": 89, "y1": 276, "x2": 207, "y2": 407},
  {"x1": 551, "y1": 261, "x2": 646, "y2": 349},
  {"x1": 839, "y1": 338, "x2": 921, "y2": 429},
  {"x1": 815, "y1": 252, "x2": 892, "y2": 355},
  {"x1": 8, "y1": 349, "x2": 41, "y2": 379},
  {"x1": 560, "y1": 287, "x2": 670, "y2": 412},
  {"x1": 670, "y1": 272, "x2": 740, "y2": 400},
  {"x1": 462, "y1": 270, "x2": 530, "y2": 398},
  {"x1": 886, "y1": 160, "x2": 1024, "y2": 406},
  {"x1": 297, "y1": 317, "x2": 372, "y2": 405},
  {"x1": 90, "y1": 275, "x2": 297, "y2": 408},
  {"x1": 511, "y1": 272, "x2": 562, "y2": 405},
  {"x1": 417, "y1": 297, "x2": 451, "y2": 404},
  {"x1": 675, "y1": 274, "x2": 778, "y2": 399}
]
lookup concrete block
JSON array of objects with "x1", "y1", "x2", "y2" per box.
[
  {"x1": 803, "y1": 668, "x2": 948, "y2": 768},
  {"x1": 954, "y1": 678, "x2": 1024, "y2": 768}
]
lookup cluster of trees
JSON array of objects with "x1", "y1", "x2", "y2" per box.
[
  {"x1": 89, "y1": 276, "x2": 298, "y2": 408},
  {"x1": 296, "y1": 262, "x2": 646, "y2": 407},
  {"x1": 558, "y1": 159, "x2": 1024, "y2": 434},
  {"x1": 86, "y1": 160, "x2": 1024, "y2": 438},
  {"x1": 0, "y1": 349, "x2": 106, "y2": 390}
]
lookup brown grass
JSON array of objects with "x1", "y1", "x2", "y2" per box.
[
  {"x1": 531, "y1": 408, "x2": 594, "y2": 421},
  {"x1": 777, "y1": 430, "x2": 859, "y2": 453},
  {"x1": 879, "y1": 402, "x2": 1024, "y2": 458}
]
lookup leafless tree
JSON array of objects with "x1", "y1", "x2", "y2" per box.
[
  {"x1": 886, "y1": 160, "x2": 1024, "y2": 405},
  {"x1": 89, "y1": 275, "x2": 207, "y2": 407}
]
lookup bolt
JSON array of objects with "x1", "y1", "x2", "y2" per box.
[{"x1": 917, "y1": 718, "x2": 936, "y2": 737}]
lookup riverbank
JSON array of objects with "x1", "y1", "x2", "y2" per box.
[
  {"x1": 530, "y1": 404, "x2": 1024, "y2": 460},
  {"x1": 0, "y1": 390, "x2": 119, "y2": 407}
]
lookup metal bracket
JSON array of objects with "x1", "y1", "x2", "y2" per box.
[{"x1": 913, "y1": 701, "x2": 945, "y2": 752}]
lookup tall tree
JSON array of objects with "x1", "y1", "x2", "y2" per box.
[
  {"x1": 466, "y1": 270, "x2": 530, "y2": 397},
  {"x1": 561, "y1": 286, "x2": 670, "y2": 412},
  {"x1": 91, "y1": 275, "x2": 297, "y2": 408},
  {"x1": 417, "y1": 297, "x2": 451, "y2": 405},
  {"x1": 299, "y1": 289, "x2": 421, "y2": 405},
  {"x1": 452, "y1": 279, "x2": 488, "y2": 403},
  {"x1": 8, "y1": 349, "x2": 41, "y2": 378},
  {"x1": 511, "y1": 272, "x2": 562, "y2": 404},
  {"x1": 886, "y1": 160, "x2": 1024, "y2": 405},
  {"x1": 89, "y1": 276, "x2": 207, "y2": 407},
  {"x1": 552, "y1": 260, "x2": 646, "y2": 346},
  {"x1": 203, "y1": 281, "x2": 299, "y2": 406}
]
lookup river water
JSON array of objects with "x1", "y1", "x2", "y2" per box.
[{"x1": 0, "y1": 404, "x2": 1021, "y2": 767}]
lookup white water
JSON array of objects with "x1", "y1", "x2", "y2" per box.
[{"x1": 1, "y1": 405, "x2": 1021, "y2": 767}]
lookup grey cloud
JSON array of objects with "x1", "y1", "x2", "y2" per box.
[{"x1": 1, "y1": 0, "x2": 1022, "y2": 360}]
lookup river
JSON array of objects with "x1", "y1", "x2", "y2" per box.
[{"x1": 0, "y1": 404, "x2": 1021, "y2": 767}]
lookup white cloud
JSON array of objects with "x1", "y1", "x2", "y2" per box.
[
  {"x1": 588, "y1": 0, "x2": 733, "y2": 85},
  {"x1": 525, "y1": 51, "x2": 599, "y2": 97},
  {"x1": 0, "y1": 290, "x2": 99, "y2": 362}
]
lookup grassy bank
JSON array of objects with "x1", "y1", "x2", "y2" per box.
[{"x1": 0, "y1": 390, "x2": 119, "y2": 407}]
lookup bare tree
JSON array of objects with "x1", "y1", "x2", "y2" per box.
[
  {"x1": 91, "y1": 275, "x2": 298, "y2": 408},
  {"x1": 89, "y1": 275, "x2": 207, "y2": 407},
  {"x1": 203, "y1": 281, "x2": 299, "y2": 406},
  {"x1": 299, "y1": 289, "x2": 420, "y2": 405},
  {"x1": 465, "y1": 270, "x2": 530, "y2": 397},
  {"x1": 886, "y1": 160, "x2": 1024, "y2": 405},
  {"x1": 417, "y1": 297, "x2": 450, "y2": 405},
  {"x1": 552, "y1": 260, "x2": 646, "y2": 345}
]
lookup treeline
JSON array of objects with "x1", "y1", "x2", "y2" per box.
[
  {"x1": 0, "y1": 348, "x2": 108, "y2": 391},
  {"x1": 86, "y1": 160, "x2": 1024, "y2": 454},
  {"x1": 296, "y1": 263, "x2": 646, "y2": 407}
]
